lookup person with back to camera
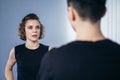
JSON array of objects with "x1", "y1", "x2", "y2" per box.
[
  {"x1": 37, "y1": 0, "x2": 120, "y2": 80},
  {"x1": 5, "y1": 13, "x2": 52, "y2": 80}
]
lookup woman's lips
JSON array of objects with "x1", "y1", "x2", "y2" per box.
[{"x1": 32, "y1": 35, "x2": 38, "y2": 38}]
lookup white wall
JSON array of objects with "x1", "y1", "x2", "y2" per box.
[{"x1": 101, "y1": 0, "x2": 120, "y2": 44}]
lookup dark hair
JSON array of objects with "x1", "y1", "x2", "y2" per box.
[
  {"x1": 18, "y1": 13, "x2": 44, "y2": 41},
  {"x1": 67, "y1": 0, "x2": 107, "y2": 22}
]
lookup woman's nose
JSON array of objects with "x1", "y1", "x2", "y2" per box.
[{"x1": 33, "y1": 28, "x2": 37, "y2": 32}]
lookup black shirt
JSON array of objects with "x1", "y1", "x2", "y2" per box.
[
  {"x1": 37, "y1": 39, "x2": 120, "y2": 80},
  {"x1": 15, "y1": 43, "x2": 48, "y2": 80}
]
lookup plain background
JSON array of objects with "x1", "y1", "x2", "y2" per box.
[{"x1": 0, "y1": 0, "x2": 120, "y2": 79}]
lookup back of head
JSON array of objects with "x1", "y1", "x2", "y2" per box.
[{"x1": 67, "y1": 0, "x2": 107, "y2": 22}]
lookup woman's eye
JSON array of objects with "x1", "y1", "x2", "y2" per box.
[
  {"x1": 36, "y1": 26, "x2": 40, "y2": 29},
  {"x1": 28, "y1": 26, "x2": 33, "y2": 29}
]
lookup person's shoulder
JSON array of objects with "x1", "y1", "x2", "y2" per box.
[
  {"x1": 105, "y1": 39, "x2": 120, "y2": 47},
  {"x1": 40, "y1": 43, "x2": 49, "y2": 48},
  {"x1": 46, "y1": 41, "x2": 77, "y2": 56},
  {"x1": 15, "y1": 43, "x2": 25, "y2": 48},
  {"x1": 40, "y1": 43, "x2": 48, "y2": 47},
  {"x1": 58, "y1": 41, "x2": 81, "y2": 51},
  {"x1": 104, "y1": 39, "x2": 120, "y2": 53}
]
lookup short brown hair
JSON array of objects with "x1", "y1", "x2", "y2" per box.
[
  {"x1": 18, "y1": 13, "x2": 44, "y2": 41},
  {"x1": 67, "y1": 0, "x2": 106, "y2": 22}
]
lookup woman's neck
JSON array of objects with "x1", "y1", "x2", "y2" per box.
[{"x1": 25, "y1": 40, "x2": 39, "y2": 50}]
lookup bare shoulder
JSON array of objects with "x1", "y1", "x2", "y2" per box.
[
  {"x1": 9, "y1": 48, "x2": 15, "y2": 58},
  {"x1": 6, "y1": 47, "x2": 16, "y2": 68},
  {"x1": 48, "y1": 46, "x2": 53, "y2": 51}
]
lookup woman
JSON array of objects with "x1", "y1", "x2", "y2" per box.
[{"x1": 5, "y1": 13, "x2": 52, "y2": 80}]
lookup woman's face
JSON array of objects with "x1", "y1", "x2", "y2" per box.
[{"x1": 25, "y1": 19, "x2": 40, "y2": 42}]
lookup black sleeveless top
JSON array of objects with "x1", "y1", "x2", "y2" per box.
[{"x1": 15, "y1": 43, "x2": 49, "y2": 80}]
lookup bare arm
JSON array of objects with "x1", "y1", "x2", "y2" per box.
[{"x1": 5, "y1": 48, "x2": 16, "y2": 80}]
